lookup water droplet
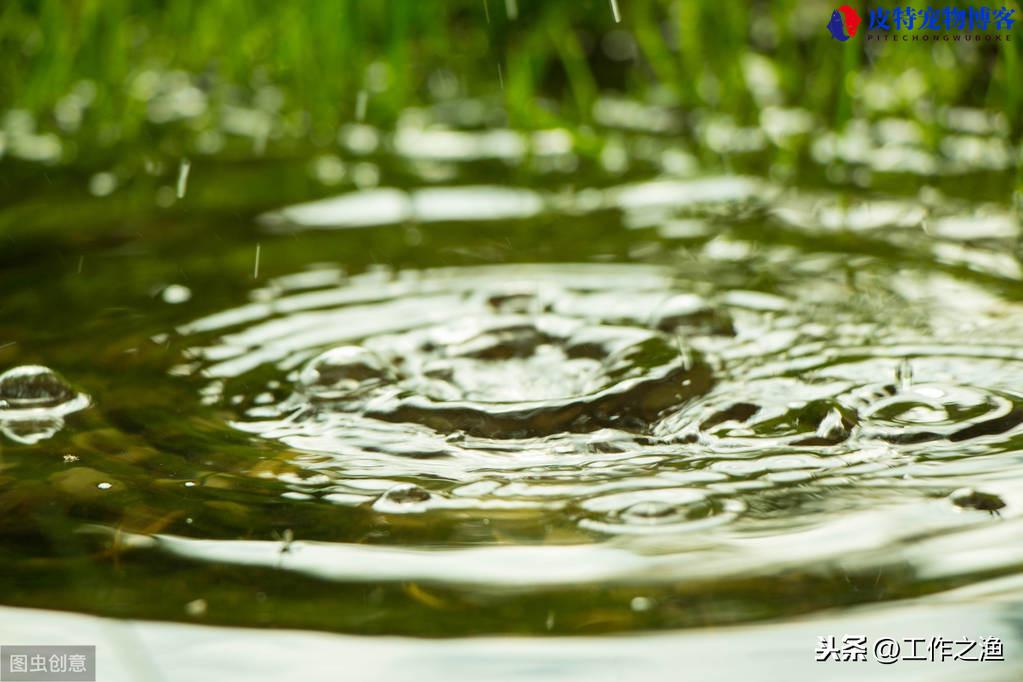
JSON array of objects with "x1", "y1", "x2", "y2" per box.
[
  {"x1": 176, "y1": 158, "x2": 191, "y2": 199},
  {"x1": 162, "y1": 284, "x2": 192, "y2": 304},
  {"x1": 185, "y1": 598, "x2": 207, "y2": 617},
  {"x1": 630, "y1": 596, "x2": 653, "y2": 612},
  {"x1": 97, "y1": 482, "x2": 112, "y2": 490},
  {"x1": 355, "y1": 90, "x2": 369, "y2": 122},
  {"x1": 896, "y1": 359, "x2": 914, "y2": 391},
  {"x1": 609, "y1": 0, "x2": 621, "y2": 23}
]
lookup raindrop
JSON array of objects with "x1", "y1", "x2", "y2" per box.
[
  {"x1": 176, "y1": 158, "x2": 191, "y2": 199},
  {"x1": 505, "y1": 0, "x2": 518, "y2": 19},
  {"x1": 185, "y1": 599, "x2": 207, "y2": 617},
  {"x1": 630, "y1": 596, "x2": 652, "y2": 612},
  {"x1": 253, "y1": 243, "x2": 261, "y2": 279},
  {"x1": 609, "y1": 0, "x2": 622, "y2": 23},
  {"x1": 355, "y1": 90, "x2": 368, "y2": 122},
  {"x1": 162, "y1": 284, "x2": 192, "y2": 304},
  {"x1": 896, "y1": 359, "x2": 913, "y2": 391}
]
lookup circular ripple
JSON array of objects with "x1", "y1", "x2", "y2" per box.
[
  {"x1": 679, "y1": 352, "x2": 1023, "y2": 459},
  {"x1": 178, "y1": 264, "x2": 735, "y2": 532},
  {"x1": 176, "y1": 263, "x2": 1023, "y2": 547}
]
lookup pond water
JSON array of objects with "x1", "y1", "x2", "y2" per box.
[{"x1": 1, "y1": 103, "x2": 1023, "y2": 673}]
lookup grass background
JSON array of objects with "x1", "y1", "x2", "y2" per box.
[{"x1": 1, "y1": 0, "x2": 1021, "y2": 161}]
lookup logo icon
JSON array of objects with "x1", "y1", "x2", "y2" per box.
[{"x1": 827, "y1": 5, "x2": 862, "y2": 40}]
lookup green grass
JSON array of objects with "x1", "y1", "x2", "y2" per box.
[{"x1": 0, "y1": 0, "x2": 1021, "y2": 165}]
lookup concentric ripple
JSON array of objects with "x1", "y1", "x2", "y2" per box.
[{"x1": 173, "y1": 255, "x2": 1023, "y2": 567}]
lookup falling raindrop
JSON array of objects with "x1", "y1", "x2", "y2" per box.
[
  {"x1": 355, "y1": 90, "x2": 368, "y2": 122},
  {"x1": 896, "y1": 359, "x2": 913, "y2": 391},
  {"x1": 253, "y1": 243, "x2": 261, "y2": 279},
  {"x1": 610, "y1": 0, "x2": 622, "y2": 23},
  {"x1": 176, "y1": 158, "x2": 191, "y2": 199},
  {"x1": 505, "y1": 0, "x2": 518, "y2": 20}
]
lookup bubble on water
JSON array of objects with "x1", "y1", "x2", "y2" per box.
[
  {"x1": 0, "y1": 365, "x2": 90, "y2": 444},
  {"x1": 0, "y1": 365, "x2": 75, "y2": 408}
]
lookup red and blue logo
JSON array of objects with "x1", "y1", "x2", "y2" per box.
[{"x1": 827, "y1": 5, "x2": 863, "y2": 40}]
